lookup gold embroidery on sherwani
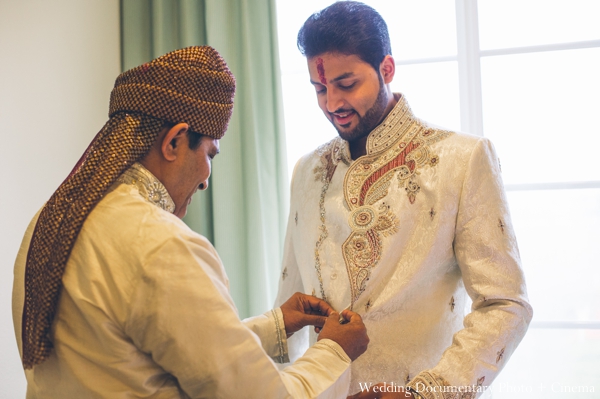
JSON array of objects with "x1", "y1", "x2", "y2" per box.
[
  {"x1": 342, "y1": 96, "x2": 451, "y2": 306},
  {"x1": 496, "y1": 347, "x2": 505, "y2": 363},
  {"x1": 312, "y1": 138, "x2": 351, "y2": 301}
]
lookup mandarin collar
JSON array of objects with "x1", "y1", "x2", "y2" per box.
[
  {"x1": 365, "y1": 93, "x2": 418, "y2": 155},
  {"x1": 116, "y1": 162, "x2": 176, "y2": 213}
]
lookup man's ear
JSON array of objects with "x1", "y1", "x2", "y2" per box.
[
  {"x1": 160, "y1": 123, "x2": 189, "y2": 161},
  {"x1": 379, "y1": 55, "x2": 395, "y2": 84}
]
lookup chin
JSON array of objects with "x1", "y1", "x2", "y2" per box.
[
  {"x1": 336, "y1": 127, "x2": 367, "y2": 143},
  {"x1": 332, "y1": 122, "x2": 353, "y2": 139},
  {"x1": 175, "y1": 206, "x2": 188, "y2": 219}
]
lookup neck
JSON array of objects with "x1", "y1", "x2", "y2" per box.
[
  {"x1": 348, "y1": 137, "x2": 369, "y2": 159},
  {"x1": 348, "y1": 92, "x2": 398, "y2": 160}
]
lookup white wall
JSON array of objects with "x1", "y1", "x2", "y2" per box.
[{"x1": 0, "y1": 1, "x2": 120, "y2": 396}]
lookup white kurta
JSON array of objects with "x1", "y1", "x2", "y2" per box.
[
  {"x1": 13, "y1": 163, "x2": 350, "y2": 399},
  {"x1": 275, "y1": 94, "x2": 533, "y2": 399}
]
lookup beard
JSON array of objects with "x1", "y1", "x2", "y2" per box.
[{"x1": 331, "y1": 79, "x2": 389, "y2": 144}]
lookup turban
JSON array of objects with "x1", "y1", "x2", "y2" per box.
[
  {"x1": 110, "y1": 45, "x2": 235, "y2": 138},
  {"x1": 21, "y1": 46, "x2": 235, "y2": 369}
]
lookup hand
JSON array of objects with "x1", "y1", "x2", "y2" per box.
[
  {"x1": 317, "y1": 309, "x2": 369, "y2": 361},
  {"x1": 347, "y1": 383, "x2": 414, "y2": 399},
  {"x1": 280, "y1": 292, "x2": 334, "y2": 337}
]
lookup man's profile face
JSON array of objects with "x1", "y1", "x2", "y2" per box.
[
  {"x1": 307, "y1": 52, "x2": 388, "y2": 144},
  {"x1": 172, "y1": 135, "x2": 219, "y2": 218}
]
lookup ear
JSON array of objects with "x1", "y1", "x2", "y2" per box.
[
  {"x1": 160, "y1": 123, "x2": 189, "y2": 162},
  {"x1": 379, "y1": 55, "x2": 395, "y2": 84}
]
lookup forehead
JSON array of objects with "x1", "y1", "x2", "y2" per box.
[{"x1": 307, "y1": 53, "x2": 373, "y2": 74}]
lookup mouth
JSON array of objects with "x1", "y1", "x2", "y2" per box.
[{"x1": 331, "y1": 110, "x2": 356, "y2": 127}]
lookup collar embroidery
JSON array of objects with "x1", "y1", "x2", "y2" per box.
[
  {"x1": 313, "y1": 94, "x2": 452, "y2": 307},
  {"x1": 116, "y1": 163, "x2": 176, "y2": 213}
]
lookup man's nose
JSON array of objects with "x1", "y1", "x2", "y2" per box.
[{"x1": 325, "y1": 88, "x2": 343, "y2": 113}]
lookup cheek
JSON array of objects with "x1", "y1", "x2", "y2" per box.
[{"x1": 355, "y1": 87, "x2": 379, "y2": 113}]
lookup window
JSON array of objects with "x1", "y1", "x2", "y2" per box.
[{"x1": 276, "y1": 1, "x2": 600, "y2": 397}]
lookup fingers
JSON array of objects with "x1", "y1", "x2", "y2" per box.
[
  {"x1": 302, "y1": 315, "x2": 327, "y2": 329},
  {"x1": 340, "y1": 309, "x2": 362, "y2": 324},
  {"x1": 302, "y1": 294, "x2": 334, "y2": 316},
  {"x1": 317, "y1": 309, "x2": 369, "y2": 361},
  {"x1": 327, "y1": 311, "x2": 340, "y2": 321}
]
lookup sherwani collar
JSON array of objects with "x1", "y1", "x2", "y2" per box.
[
  {"x1": 364, "y1": 93, "x2": 418, "y2": 156},
  {"x1": 116, "y1": 162, "x2": 176, "y2": 214}
]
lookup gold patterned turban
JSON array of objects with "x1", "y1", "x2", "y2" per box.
[{"x1": 21, "y1": 46, "x2": 236, "y2": 369}]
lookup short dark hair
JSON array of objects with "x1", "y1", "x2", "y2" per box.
[
  {"x1": 162, "y1": 120, "x2": 205, "y2": 150},
  {"x1": 297, "y1": 1, "x2": 392, "y2": 72},
  {"x1": 186, "y1": 130, "x2": 204, "y2": 150}
]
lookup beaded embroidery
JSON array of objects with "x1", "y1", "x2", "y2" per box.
[
  {"x1": 496, "y1": 347, "x2": 505, "y2": 363},
  {"x1": 312, "y1": 138, "x2": 351, "y2": 301},
  {"x1": 116, "y1": 162, "x2": 175, "y2": 213},
  {"x1": 342, "y1": 96, "x2": 451, "y2": 306}
]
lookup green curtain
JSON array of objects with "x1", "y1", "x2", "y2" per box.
[{"x1": 121, "y1": 0, "x2": 289, "y2": 318}]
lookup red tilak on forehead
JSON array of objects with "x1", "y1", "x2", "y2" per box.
[{"x1": 316, "y1": 58, "x2": 327, "y2": 85}]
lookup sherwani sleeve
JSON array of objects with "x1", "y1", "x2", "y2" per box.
[
  {"x1": 408, "y1": 137, "x2": 533, "y2": 399},
  {"x1": 127, "y1": 233, "x2": 350, "y2": 399}
]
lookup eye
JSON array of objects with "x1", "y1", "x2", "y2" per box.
[
  {"x1": 338, "y1": 82, "x2": 356, "y2": 90},
  {"x1": 315, "y1": 86, "x2": 326, "y2": 94}
]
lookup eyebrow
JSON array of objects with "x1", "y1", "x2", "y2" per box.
[{"x1": 310, "y1": 72, "x2": 356, "y2": 85}]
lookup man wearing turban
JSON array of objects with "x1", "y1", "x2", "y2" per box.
[{"x1": 12, "y1": 46, "x2": 369, "y2": 398}]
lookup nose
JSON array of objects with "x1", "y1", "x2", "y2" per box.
[
  {"x1": 325, "y1": 87, "x2": 343, "y2": 113},
  {"x1": 199, "y1": 180, "x2": 209, "y2": 191}
]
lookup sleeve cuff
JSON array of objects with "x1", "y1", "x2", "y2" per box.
[
  {"x1": 271, "y1": 308, "x2": 290, "y2": 363},
  {"x1": 241, "y1": 308, "x2": 289, "y2": 363},
  {"x1": 313, "y1": 339, "x2": 351, "y2": 363},
  {"x1": 407, "y1": 371, "x2": 487, "y2": 399}
]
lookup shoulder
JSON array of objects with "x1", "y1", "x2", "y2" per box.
[
  {"x1": 290, "y1": 136, "x2": 348, "y2": 183},
  {"x1": 419, "y1": 121, "x2": 496, "y2": 162},
  {"x1": 420, "y1": 120, "x2": 482, "y2": 147},
  {"x1": 77, "y1": 184, "x2": 217, "y2": 271}
]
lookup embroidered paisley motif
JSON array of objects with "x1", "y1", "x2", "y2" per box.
[{"x1": 342, "y1": 96, "x2": 451, "y2": 306}]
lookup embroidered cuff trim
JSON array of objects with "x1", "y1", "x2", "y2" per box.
[
  {"x1": 316, "y1": 340, "x2": 351, "y2": 363},
  {"x1": 271, "y1": 308, "x2": 289, "y2": 363}
]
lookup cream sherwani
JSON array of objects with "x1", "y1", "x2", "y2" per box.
[
  {"x1": 13, "y1": 163, "x2": 350, "y2": 398},
  {"x1": 275, "y1": 95, "x2": 532, "y2": 398}
]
